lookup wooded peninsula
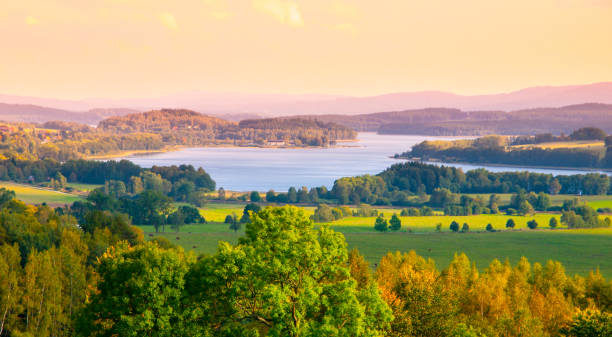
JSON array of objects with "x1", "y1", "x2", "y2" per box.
[
  {"x1": 0, "y1": 109, "x2": 357, "y2": 162},
  {"x1": 396, "y1": 127, "x2": 612, "y2": 170}
]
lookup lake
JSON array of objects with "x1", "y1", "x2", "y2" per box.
[{"x1": 117, "y1": 133, "x2": 609, "y2": 191}]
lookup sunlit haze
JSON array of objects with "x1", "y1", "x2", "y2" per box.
[{"x1": 2, "y1": 0, "x2": 612, "y2": 99}]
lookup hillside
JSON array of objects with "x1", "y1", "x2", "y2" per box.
[
  {"x1": 0, "y1": 103, "x2": 134, "y2": 124},
  {"x1": 97, "y1": 109, "x2": 356, "y2": 147},
  {"x1": 98, "y1": 109, "x2": 233, "y2": 133}
]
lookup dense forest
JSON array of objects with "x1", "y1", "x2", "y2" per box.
[
  {"x1": 398, "y1": 128, "x2": 612, "y2": 169},
  {"x1": 260, "y1": 162, "x2": 610, "y2": 209},
  {"x1": 0, "y1": 201, "x2": 611, "y2": 336},
  {"x1": 299, "y1": 103, "x2": 612, "y2": 136}
]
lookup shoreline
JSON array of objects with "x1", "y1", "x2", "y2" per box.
[
  {"x1": 85, "y1": 145, "x2": 185, "y2": 160},
  {"x1": 86, "y1": 138, "x2": 360, "y2": 160},
  {"x1": 395, "y1": 156, "x2": 612, "y2": 173}
]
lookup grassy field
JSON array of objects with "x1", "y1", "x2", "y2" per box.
[
  {"x1": 511, "y1": 140, "x2": 605, "y2": 150},
  {"x1": 587, "y1": 199, "x2": 612, "y2": 210},
  {"x1": 325, "y1": 213, "x2": 562, "y2": 232},
  {"x1": 198, "y1": 203, "x2": 250, "y2": 222},
  {"x1": 66, "y1": 182, "x2": 103, "y2": 192},
  {"x1": 0, "y1": 182, "x2": 82, "y2": 205},
  {"x1": 139, "y1": 201, "x2": 612, "y2": 278},
  {"x1": 146, "y1": 229, "x2": 612, "y2": 278}
]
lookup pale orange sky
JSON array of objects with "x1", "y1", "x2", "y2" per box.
[{"x1": 2, "y1": 0, "x2": 612, "y2": 99}]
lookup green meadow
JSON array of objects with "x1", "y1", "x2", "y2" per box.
[
  {"x1": 0, "y1": 182, "x2": 83, "y2": 205},
  {"x1": 142, "y1": 201, "x2": 612, "y2": 278},
  {"x1": 146, "y1": 228, "x2": 612, "y2": 279}
]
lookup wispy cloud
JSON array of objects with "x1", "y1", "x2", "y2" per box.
[
  {"x1": 25, "y1": 16, "x2": 39, "y2": 25},
  {"x1": 253, "y1": 0, "x2": 303, "y2": 27},
  {"x1": 159, "y1": 12, "x2": 178, "y2": 30}
]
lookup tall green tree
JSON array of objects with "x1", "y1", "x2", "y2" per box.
[
  {"x1": 389, "y1": 214, "x2": 402, "y2": 231},
  {"x1": 374, "y1": 216, "x2": 389, "y2": 232},
  {"x1": 77, "y1": 242, "x2": 192, "y2": 337},
  {"x1": 185, "y1": 206, "x2": 392, "y2": 336},
  {"x1": 0, "y1": 243, "x2": 22, "y2": 336}
]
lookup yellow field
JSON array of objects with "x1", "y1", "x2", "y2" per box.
[
  {"x1": 324, "y1": 213, "x2": 565, "y2": 232},
  {"x1": 511, "y1": 140, "x2": 604, "y2": 150}
]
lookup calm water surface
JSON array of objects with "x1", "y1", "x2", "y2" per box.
[{"x1": 117, "y1": 133, "x2": 608, "y2": 191}]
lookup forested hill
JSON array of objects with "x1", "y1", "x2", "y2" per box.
[
  {"x1": 97, "y1": 109, "x2": 356, "y2": 147},
  {"x1": 295, "y1": 103, "x2": 612, "y2": 136},
  {"x1": 98, "y1": 109, "x2": 232, "y2": 132}
]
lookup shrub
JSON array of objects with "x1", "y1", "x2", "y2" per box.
[
  {"x1": 461, "y1": 223, "x2": 470, "y2": 232},
  {"x1": 250, "y1": 191, "x2": 261, "y2": 202},
  {"x1": 374, "y1": 216, "x2": 389, "y2": 232},
  {"x1": 527, "y1": 219, "x2": 538, "y2": 230},
  {"x1": 549, "y1": 217, "x2": 558, "y2": 229},
  {"x1": 354, "y1": 205, "x2": 378, "y2": 217},
  {"x1": 450, "y1": 221, "x2": 459, "y2": 232},
  {"x1": 506, "y1": 218, "x2": 516, "y2": 229},
  {"x1": 389, "y1": 214, "x2": 401, "y2": 231},
  {"x1": 486, "y1": 223, "x2": 494, "y2": 232}
]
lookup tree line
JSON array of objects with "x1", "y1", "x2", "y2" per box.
[{"x1": 216, "y1": 162, "x2": 610, "y2": 209}]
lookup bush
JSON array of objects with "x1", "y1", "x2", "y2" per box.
[
  {"x1": 177, "y1": 205, "x2": 205, "y2": 224},
  {"x1": 224, "y1": 213, "x2": 237, "y2": 224},
  {"x1": 506, "y1": 218, "x2": 516, "y2": 229},
  {"x1": 450, "y1": 221, "x2": 459, "y2": 232},
  {"x1": 374, "y1": 216, "x2": 388, "y2": 232},
  {"x1": 312, "y1": 204, "x2": 350, "y2": 223},
  {"x1": 486, "y1": 223, "x2": 494, "y2": 232},
  {"x1": 549, "y1": 217, "x2": 558, "y2": 229},
  {"x1": 353, "y1": 205, "x2": 378, "y2": 217},
  {"x1": 435, "y1": 223, "x2": 442, "y2": 232},
  {"x1": 527, "y1": 219, "x2": 538, "y2": 230},
  {"x1": 389, "y1": 214, "x2": 401, "y2": 231},
  {"x1": 421, "y1": 206, "x2": 434, "y2": 216},
  {"x1": 400, "y1": 208, "x2": 420, "y2": 216},
  {"x1": 250, "y1": 191, "x2": 261, "y2": 202},
  {"x1": 240, "y1": 203, "x2": 262, "y2": 223},
  {"x1": 461, "y1": 223, "x2": 470, "y2": 232}
]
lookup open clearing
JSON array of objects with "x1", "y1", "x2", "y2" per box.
[
  {"x1": 148, "y1": 228, "x2": 612, "y2": 278},
  {"x1": 142, "y1": 201, "x2": 612, "y2": 278},
  {"x1": 511, "y1": 140, "x2": 605, "y2": 150},
  {"x1": 0, "y1": 182, "x2": 82, "y2": 205}
]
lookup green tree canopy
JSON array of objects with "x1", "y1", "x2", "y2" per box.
[
  {"x1": 185, "y1": 206, "x2": 392, "y2": 336},
  {"x1": 77, "y1": 242, "x2": 193, "y2": 337},
  {"x1": 389, "y1": 214, "x2": 401, "y2": 231},
  {"x1": 374, "y1": 216, "x2": 389, "y2": 232}
]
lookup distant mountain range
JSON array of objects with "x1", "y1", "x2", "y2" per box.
[
  {"x1": 299, "y1": 103, "x2": 612, "y2": 136},
  {"x1": 0, "y1": 103, "x2": 137, "y2": 125},
  {"x1": 1, "y1": 82, "x2": 612, "y2": 135},
  {"x1": 1, "y1": 82, "x2": 612, "y2": 117}
]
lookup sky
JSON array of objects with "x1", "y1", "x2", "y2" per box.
[{"x1": 2, "y1": 0, "x2": 612, "y2": 99}]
